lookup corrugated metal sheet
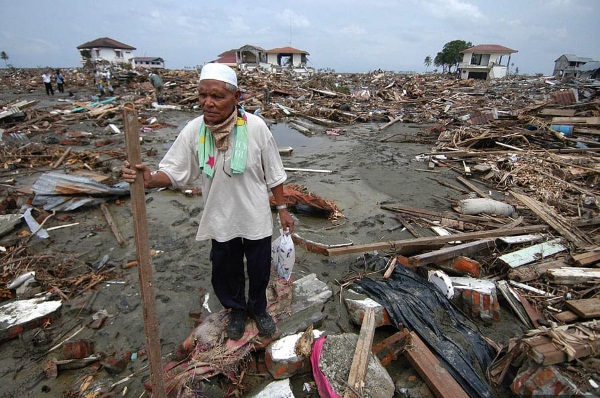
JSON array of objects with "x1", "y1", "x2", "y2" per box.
[{"x1": 551, "y1": 90, "x2": 577, "y2": 105}]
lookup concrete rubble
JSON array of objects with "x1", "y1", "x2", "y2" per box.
[{"x1": 1, "y1": 65, "x2": 599, "y2": 397}]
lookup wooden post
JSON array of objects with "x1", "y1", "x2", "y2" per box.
[
  {"x1": 344, "y1": 308, "x2": 376, "y2": 398},
  {"x1": 122, "y1": 103, "x2": 167, "y2": 398}
]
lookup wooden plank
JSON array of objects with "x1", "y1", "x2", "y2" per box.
[
  {"x1": 523, "y1": 323, "x2": 600, "y2": 365},
  {"x1": 565, "y1": 298, "x2": 600, "y2": 319},
  {"x1": 69, "y1": 170, "x2": 111, "y2": 183},
  {"x1": 326, "y1": 225, "x2": 547, "y2": 256},
  {"x1": 122, "y1": 103, "x2": 167, "y2": 398},
  {"x1": 539, "y1": 108, "x2": 576, "y2": 117},
  {"x1": 51, "y1": 147, "x2": 72, "y2": 169},
  {"x1": 551, "y1": 116, "x2": 600, "y2": 125},
  {"x1": 381, "y1": 203, "x2": 508, "y2": 228},
  {"x1": 100, "y1": 203, "x2": 125, "y2": 246},
  {"x1": 573, "y1": 127, "x2": 600, "y2": 136},
  {"x1": 507, "y1": 258, "x2": 570, "y2": 282},
  {"x1": 546, "y1": 267, "x2": 600, "y2": 285},
  {"x1": 378, "y1": 115, "x2": 403, "y2": 131},
  {"x1": 72, "y1": 101, "x2": 94, "y2": 111},
  {"x1": 571, "y1": 248, "x2": 600, "y2": 267},
  {"x1": 409, "y1": 239, "x2": 495, "y2": 267},
  {"x1": 456, "y1": 176, "x2": 491, "y2": 198},
  {"x1": 498, "y1": 238, "x2": 567, "y2": 268},
  {"x1": 395, "y1": 214, "x2": 422, "y2": 238},
  {"x1": 404, "y1": 332, "x2": 470, "y2": 398},
  {"x1": 510, "y1": 190, "x2": 591, "y2": 249},
  {"x1": 497, "y1": 280, "x2": 534, "y2": 329},
  {"x1": 552, "y1": 310, "x2": 579, "y2": 323},
  {"x1": 513, "y1": 289, "x2": 545, "y2": 328},
  {"x1": 344, "y1": 308, "x2": 376, "y2": 398}
]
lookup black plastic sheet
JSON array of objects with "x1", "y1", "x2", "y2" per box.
[{"x1": 353, "y1": 256, "x2": 496, "y2": 398}]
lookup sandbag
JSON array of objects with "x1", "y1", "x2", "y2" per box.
[{"x1": 457, "y1": 198, "x2": 516, "y2": 217}]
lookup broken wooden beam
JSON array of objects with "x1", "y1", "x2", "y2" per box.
[
  {"x1": 510, "y1": 190, "x2": 592, "y2": 249},
  {"x1": 409, "y1": 239, "x2": 495, "y2": 267},
  {"x1": 456, "y1": 176, "x2": 491, "y2": 199},
  {"x1": 570, "y1": 248, "x2": 600, "y2": 267},
  {"x1": 507, "y1": 258, "x2": 570, "y2": 283},
  {"x1": 100, "y1": 203, "x2": 125, "y2": 246},
  {"x1": 403, "y1": 331, "x2": 470, "y2": 398},
  {"x1": 546, "y1": 267, "x2": 600, "y2": 285},
  {"x1": 326, "y1": 225, "x2": 547, "y2": 256},
  {"x1": 52, "y1": 147, "x2": 72, "y2": 169},
  {"x1": 344, "y1": 308, "x2": 376, "y2": 398}
]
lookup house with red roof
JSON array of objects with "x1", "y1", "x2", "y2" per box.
[
  {"x1": 457, "y1": 44, "x2": 517, "y2": 80},
  {"x1": 77, "y1": 37, "x2": 137, "y2": 66},
  {"x1": 208, "y1": 45, "x2": 310, "y2": 72}
]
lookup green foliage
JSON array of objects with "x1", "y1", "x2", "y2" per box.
[
  {"x1": 0, "y1": 51, "x2": 9, "y2": 67},
  {"x1": 423, "y1": 56, "x2": 432, "y2": 71},
  {"x1": 434, "y1": 40, "x2": 472, "y2": 73}
]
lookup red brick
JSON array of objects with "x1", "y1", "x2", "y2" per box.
[
  {"x1": 512, "y1": 362, "x2": 578, "y2": 396},
  {"x1": 265, "y1": 344, "x2": 311, "y2": 379}
]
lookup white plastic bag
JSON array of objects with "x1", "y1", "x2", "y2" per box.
[{"x1": 271, "y1": 228, "x2": 295, "y2": 280}]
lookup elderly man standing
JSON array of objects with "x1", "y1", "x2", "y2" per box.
[{"x1": 122, "y1": 63, "x2": 294, "y2": 340}]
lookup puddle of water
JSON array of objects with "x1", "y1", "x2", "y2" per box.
[{"x1": 269, "y1": 123, "x2": 326, "y2": 148}]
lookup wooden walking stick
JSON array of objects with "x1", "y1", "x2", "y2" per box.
[{"x1": 122, "y1": 103, "x2": 167, "y2": 397}]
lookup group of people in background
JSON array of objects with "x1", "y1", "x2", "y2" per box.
[
  {"x1": 41, "y1": 67, "x2": 165, "y2": 103},
  {"x1": 95, "y1": 68, "x2": 114, "y2": 97},
  {"x1": 41, "y1": 69, "x2": 65, "y2": 96}
]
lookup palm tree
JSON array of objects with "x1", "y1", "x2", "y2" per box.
[
  {"x1": 423, "y1": 56, "x2": 432, "y2": 73},
  {"x1": 0, "y1": 51, "x2": 8, "y2": 67}
]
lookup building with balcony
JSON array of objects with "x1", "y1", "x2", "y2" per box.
[
  {"x1": 457, "y1": 44, "x2": 517, "y2": 80},
  {"x1": 553, "y1": 54, "x2": 598, "y2": 79}
]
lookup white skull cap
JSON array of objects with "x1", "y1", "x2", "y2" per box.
[{"x1": 199, "y1": 63, "x2": 238, "y2": 87}]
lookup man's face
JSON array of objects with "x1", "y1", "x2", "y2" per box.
[{"x1": 198, "y1": 80, "x2": 239, "y2": 124}]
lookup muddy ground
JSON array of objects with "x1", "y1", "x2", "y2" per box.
[{"x1": 0, "y1": 88, "x2": 528, "y2": 397}]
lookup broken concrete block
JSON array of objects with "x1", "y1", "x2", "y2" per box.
[
  {"x1": 275, "y1": 273, "x2": 331, "y2": 336},
  {"x1": 291, "y1": 273, "x2": 332, "y2": 314},
  {"x1": 246, "y1": 378, "x2": 294, "y2": 398},
  {"x1": 314, "y1": 333, "x2": 394, "y2": 398},
  {"x1": 0, "y1": 297, "x2": 62, "y2": 342},
  {"x1": 0, "y1": 213, "x2": 22, "y2": 238},
  {"x1": 344, "y1": 289, "x2": 392, "y2": 327},
  {"x1": 265, "y1": 329, "x2": 323, "y2": 379}
]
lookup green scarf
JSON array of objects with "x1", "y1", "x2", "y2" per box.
[{"x1": 198, "y1": 107, "x2": 248, "y2": 178}]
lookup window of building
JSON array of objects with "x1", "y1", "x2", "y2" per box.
[{"x1": 471, "y1": 54, "x2": 482, "y2": 65}]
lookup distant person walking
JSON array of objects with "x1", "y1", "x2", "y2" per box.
[
  {"x1": 42, "y1": 71, "x2": 54, "y2": 96},
  {"x1": 55, "y1": 69, "x2": 65, "y2": 93},
  {"x1": 149, "y1": 71, "x2": 164, "y2": 104},
  {"x1": 95, "y1": 70, "x2": 105, "y2": 97}
]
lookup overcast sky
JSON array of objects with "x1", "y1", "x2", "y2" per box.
[{"x1": 1, "y1": 0, "x2": 598, "y2": 75}]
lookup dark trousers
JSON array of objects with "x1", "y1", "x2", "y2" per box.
[
  {"x1": 44, "y1": 82, "x2": 54, "y2": 95},
  {"x1": 57, "y1": 83, "x2": 64, "y2": 93},
  {"x1": 210, "y1": 236, "x2": 272, "y2": 316}
]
